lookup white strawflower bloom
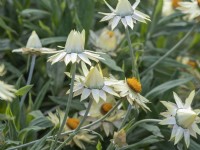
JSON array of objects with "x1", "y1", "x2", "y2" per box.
[
  {"x1": 13, "y1": 31, "x2": 55, "y2": 55},
  {"x1": 162, "y1": 0, "x2": 180, "y2": 16},
  {"x1": 48, "y1": 30, "x2": 103, "y2": 66},
  {"x1": 178, "y1": 0, "x2": 200, "y2": 21},
  {"x1": 100, "y1": 0, "x2": 150, "y2": 30},
  {"x1": 89, "y1": 28, "x2": 124, "y2": 56},
  {"x1": 0, "y1": 81, "x2": 16, "y2": 102},
  {"x1": 113, "y1": 77, "x2": 150, "y2": 111},
  {"x1": 66, "y1": 63, "x2": 119, "y2": 103},
  {"x1": 160, "y1": 91, "x2": 200, "y2": 148}
]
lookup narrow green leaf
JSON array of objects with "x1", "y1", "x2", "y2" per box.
[{"x1": 16, "y1": 85, "x2": 33, "y2": 96}]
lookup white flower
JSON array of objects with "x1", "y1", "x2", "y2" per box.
[
  {"x1": 113, "y1": 77, "x2": 150, "y2": 111},
  {"x1": 66, "y1": 63, "x2": 119, "y2": 103},
  {"x1": 177, "y1": 0, "x2": 200, "y2": 21},
  {"x1": 48, "y1": 111, "x2": 96, "y2": 150},
  {"x1": 48, "y1": 30, "x2": 103, "y2": 66},
  {"x1": 162, "y1": 0, "x2": 180, "y2": 16},
  {"x1": 0, "y1": 81, "x2": 16, "y2": 102},
  {"x1": 80, "y1": 96, "x2": 125, "y2": 136},
  {"x1": 13, "y1": 31, "x2": 55, "y2": 55},
  {"x1": 0, "y1": 64, "x2": 6, "y2": 76},
  {"x1": 89, "y1": 28, "x2": 124, "y2": 56},
  {"x1": 100, "y1": 0, "x2": 150, "y2": 30},
  {"x1": 160, "y1": 91, "x2": 200, "y2": 148}
]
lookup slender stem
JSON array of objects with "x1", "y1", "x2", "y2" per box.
[
  {"x1": 50, "y1": 63, "x2": 77, "y2": 150},
  {"x1": 125, "y1": 27, "x2": 135, "y2": 76},
  {"x1": 6, "y1": 100, "x2": 121, "y2": 150},
  {"x1": 20, "y1": 55, "x2": 36, "y2": 107},
  {"x1": 141, "y1": 24, "x2": 196, "y2": 76},
  {"x1": 119, "y1": 105, "x2": 132, "y2": 130},
  {"x1": 127, "y1": 119, "x2": 161, "y2": 135},
  {"x1": 55, "y1": 98, "x2": 93, "y2": 150}
]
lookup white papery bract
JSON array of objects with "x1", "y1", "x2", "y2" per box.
[
  {"x1": 66, "y1": 63, "x2": 119, "y2": 103},
  {"x1": 100, "y1": 0, "x2": 150, "y2": 30},
  {"x1": 48, "y1": 30, "x2": 103, "y2": 67},
  {"x1": 0, "y1": 81, "x2": 16, "y2": 102},
  {"x1": 13, "y1": 31, "x2": 55, "y2": 55},
  {"x1": 160, "y1": 91, "x2": 200, "y2": 148},
  {"x1": 178, "y1": 0, "x2": 200, "y2": 21}
]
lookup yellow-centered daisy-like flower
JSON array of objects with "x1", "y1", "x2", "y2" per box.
[
  {"x1": 160, "y1": 91, "x2": 200, "y2": 148},
  {"x1": 12, "y1": 31, "x2": 55, "y2": 55},
  {"x1": 162, "y1": 0, "x2": 181, "y2": 16},
  {"x1": 80, "y1": 96, "x2": 125, "y2": 136},
  {"x1": 89, "y1": 28, "x2": 124, "y2": 56},
  {"x1": 48, "y1": 30, "x2": 103, "y2": 66},
  {"x1": 100, "y1": 0, "x2": 150, "y2": 30},
  {"x1": 66, "y1": 63, "x2": 119, "y2": 103},
  {"x1": 113, "y1": 77, "x2": 150, "y2": 111},
  {"x1": 177, "y1": 0, "x2": 200, "y2": 21},
  {"x1": 48, "y1": 111, "x2": 96, "y2": 150}
]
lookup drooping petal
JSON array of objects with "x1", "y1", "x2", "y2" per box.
[
  {"x1": 92, "y1": 89, "x2": 100, "y2": 103},
  {"x1": 125, "y1": 16, "x2": 134, "y2": 29},
  {"x1": 121, "y1": 18, "x2": 127, "y2": 28},
  {"x1": 191, "y1": 123, "x2": 200, "y2": 135},
  {"x1": 159, "y1": 117, "x2": 176, "y2": 125},
  {"x1": 99, "y1": 90, "x2": 107, "y2": 101},
  {"x1": 78, "y1": 53, "x2": 91, "y2": 66},
  {"x1": 81, "y1": 88, "x2": 91, "y2": 101},
  {"x1": 170, "y1": 125, "x2": 178, "y2": 141},
  {"x1": 111, "y1": 16, "x2": 121, "y2": 30},
  {"x1": 71, "y1": 53, "x2": 78, "y2": 63},
  {"x1": 161, "y1": 101, "x2": 177, "y2": 116},
  {"x1": 64, "y1": 54, "x2": 71, "y2": 66},
  {"x1": 184, "y1": 129, "x2": 190, "y2": 148},
  {"x1": 103, "y1": 86, "x2": 119, "y2": 97},
  {"x1": 174, "y1": 127, "x2": 184, "y2": 145}
]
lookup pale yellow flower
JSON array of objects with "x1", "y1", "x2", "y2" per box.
[
  {"x1": 89, "y1": 28, "x2": 124, "y2": 56},
  {"x1": 160, "y1": 91, "x2": 200, "y2": 148},
  {"x1": 48, "y1": 111, "x2": 96, "y2": 149},
  {"x1": 100, "y1": 0, "x2": 150, "y2": 30},
  {"x1": 13, "y1": 31, "x2": 55, "y2": 55}
]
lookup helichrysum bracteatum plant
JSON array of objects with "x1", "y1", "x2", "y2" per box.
[{"x1": 0, "y1": 0, "x2": 200, "y2": 150}]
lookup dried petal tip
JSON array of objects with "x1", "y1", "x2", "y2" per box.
[
  {"x1": 26, "y1": 31, "x2": 42, "y2": 48},
  {"x1": 66, "y1": 118, "x2": 80, "y2": 130},
  {"x1": 127, "y1": 77, "x2": 142, "y2": 93},
  {"x1": 176, "y1": 109, "x2": 197, "y2": 128}
]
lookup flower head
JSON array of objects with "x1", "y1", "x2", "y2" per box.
[
  {"x1": 66, "y1": 63, "x2": 119, "y2": 103},
  {"x1": 89, "y1": 28, "x2": 124, "y2": 56},
  {"x1": 100, "y1": 0, "x2": 150, "y2": 30},
  {"x1": 80, "y1": 96, "x2": 125, "y2": 136},
  {"x1": 177, "y1": 0, "x2": 200, "y2": 21},
  {"x1": 13, "y1": 31, "x2": 55, "y2": 55},
  {"x1": 160, "y1": 91, "x2": 200, "y2": 148},
  {"x1": 48, "y1": 30, "x2": 103, "y2": 66},
  {"x1": 162, "y1": 0, "x2": 181, "y2": 16},
  {"x1": 0, "y1": 81, "x2": 16, "y2": 102},
  {"x1": 48, "y1": 111, "x2": 96, "y2": 149},
  {"x1": 113, "y1": 77, "x2": 150, "y2": 111}
]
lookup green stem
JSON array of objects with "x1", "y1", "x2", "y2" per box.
[
  {"x1": 7, "y1": 100, "x2": 121, "y2": 150},
  {"x1": 50, "y1": 63, "x2": 77, "y2": 150},
  {"x1": 55, "y1": 98, "x2": 93, "y2": 150},
  {"x1": 125, "y1": 27, "x2": 135, "y2": 76},
  {"x1": 141, "y1": 24, "x2": 196, "y2": 76},
  {"x1": 20, "y1": 54, "x2": 36, "y2": 108},
  {"x1": 119, "y1": 105, "x2": 132, "y2": 130},
  {"x1": 127, "y1": 119, "x2": 161, "y2": 135}
]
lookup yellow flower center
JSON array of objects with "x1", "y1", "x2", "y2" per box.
[
  {"x1": 107, "y1": 31, "x2": 115, "y2": 38},
  {"x1": 187, "y1": 60, "x2": 197, "y2": 68},
  {"x1": 66, "y1": 118, "x2": 80, "y2": 130},
  {"x1": 172, "y1": 0, "x2": 180, "y2": 8},
  {"x1": 127, "y1": 77, "x2": 142, "y2": 93},
  {"x1": 101, "y1": 103, "x2": 113, "y2": 115},
  {"x1": 197, "y1": 0, "x2": 200, "y2": 7}
]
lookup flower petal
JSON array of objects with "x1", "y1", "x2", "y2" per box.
[
  {"x1": 78, "y1": 53, "x2": 91, "y2": 66},
  {"x1": 111, "y1": 16, "x2": 121, "y2": 30},
  {"x1": 71, "y1": 53, "x2": 78, "y2": 63},
  {"x1": 92, "y1": 89, "x2": 100, "y2": 103},
  {"x1": 174, "y1": 127, "x2": 184, "y2": 145},
  {"x1": 81, "y1": 88, "x2": 91, "y2": 101},
  {"x1": 103, "y1": 86, "x2": 119, "y2": 97},
  {"x1": 99, "y1": 90, "x2": 107, "y2": 101},
  {"x1": 121, "y1": 18, "x2": 127, "y2": 28},
  {"x1": 159, "y1": 117, "x2": 176, "y2": 125},
  {"x1": 184, "y1": 129, "x2": 190, "y2": 148},
  {"x1": 184, "y1": 90, "x2": 195, "y2": 108},
  {"x1": 173, "y1": 92, "x2": 183, "y2": 108},
  {"x1": 125, "y1": 16, "x2": 134, "y2": 29}
]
